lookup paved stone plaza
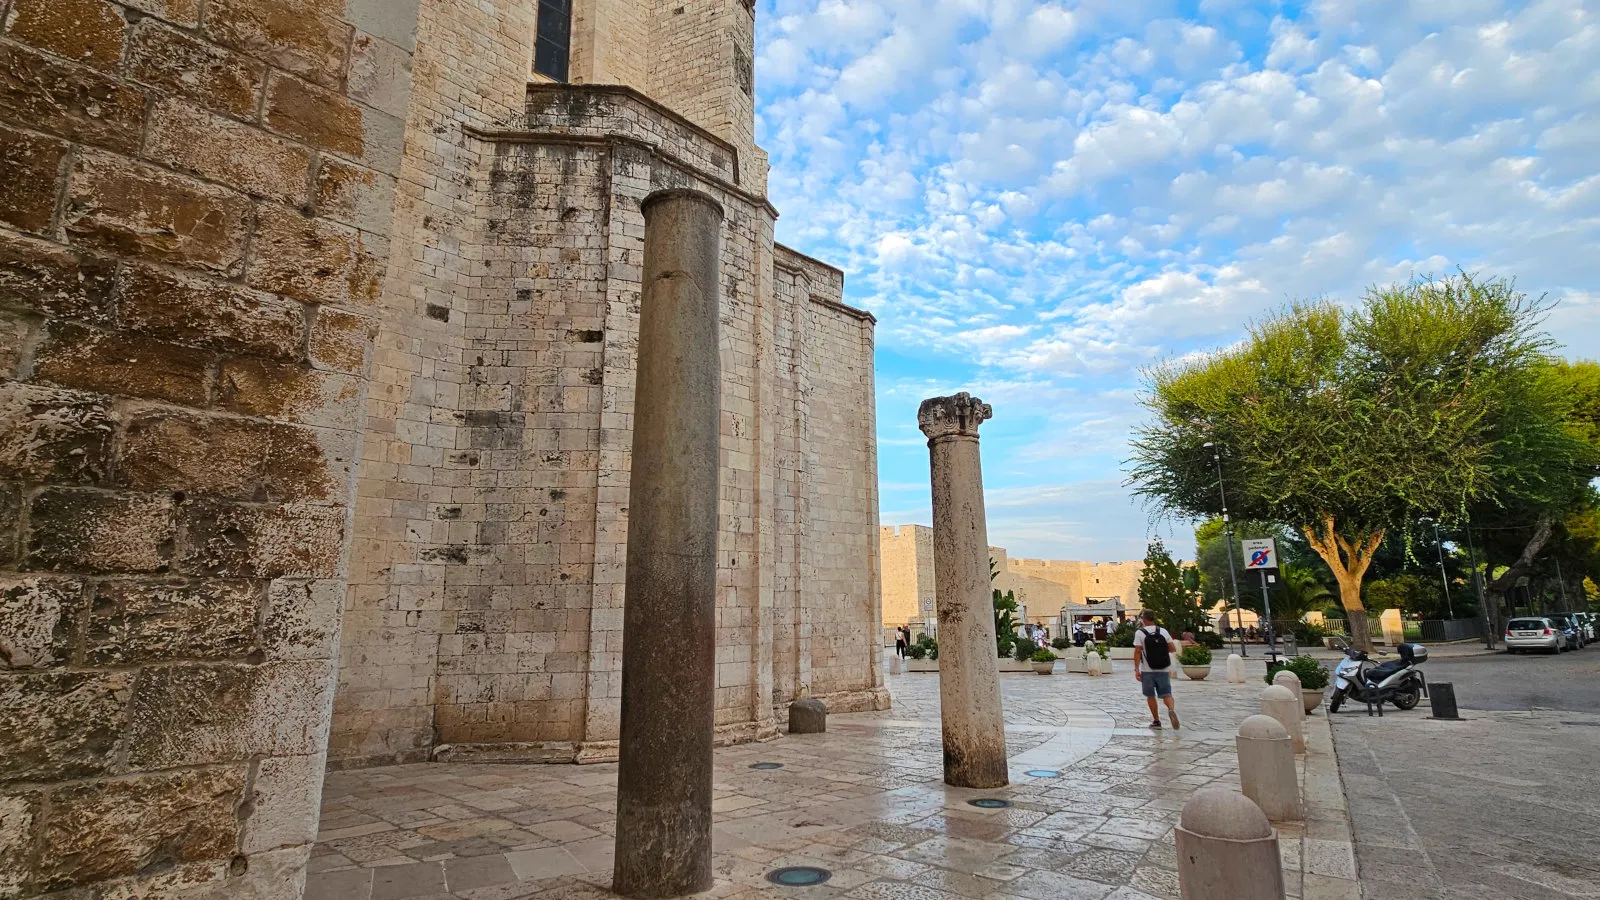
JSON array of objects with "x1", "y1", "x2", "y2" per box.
[{"x1": 308, "y1": 668, "x2": 1359, "y2": 900}]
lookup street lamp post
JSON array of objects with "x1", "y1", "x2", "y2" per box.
[
  {"x1": 1421, "y1": 518, "x2": 1454, "y2": 620},
  {"x1": 1204, "y1": 442, "x2": 1247, "y2": 658}
]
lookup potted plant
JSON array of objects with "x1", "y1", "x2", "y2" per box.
[
  {"x1": 1065, "y1": 643, "x2": 1090, "y2": 673},
  {"x1": 1030, "y1": 647, "x2": 1057, "y2": 674},
  {"x1": 907, "y1": 636, "x2": 938, "y2": 672},
  {"x1": 1087, "y1": 641, "x2": 1112, "y2": 674},
  {"x1": 1266, "y1": 655, "x2": 1329, "y2": 711},
  {"x1": 1178, "y1": 644, "x2": 1212, "y2": 680},
  {"x1": 1107, "y1": 622, "x2": 1138, "y2": 659}
]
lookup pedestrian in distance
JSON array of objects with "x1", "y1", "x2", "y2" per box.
[
  {"x1": 1133, "y1": 610, "x2": 1181, "y2": 730},
  {"x1": 895, "y1": 626, "x2": 907, "y2": 659}
]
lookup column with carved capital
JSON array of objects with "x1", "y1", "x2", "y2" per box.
[{"x1": 919, "y1": 392, "x2": 1009, "y2": 788}]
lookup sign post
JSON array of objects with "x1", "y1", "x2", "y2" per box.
[{"x1": 1242, "y1": 539, "x2": 1279, "y2": 662}]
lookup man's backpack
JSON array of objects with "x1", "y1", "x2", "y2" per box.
[{"x1": 1141, "y1": 627, "x2": 1171, "y2": 669}]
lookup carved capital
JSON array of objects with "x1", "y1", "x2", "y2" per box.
[{"x1": 918, "y1": 392, "x2": 992, "y2": 441}]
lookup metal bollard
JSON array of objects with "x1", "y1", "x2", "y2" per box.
[
  {"x1": 1236, "y1": 715, "x2": 1303, "y2": 822},
  {"x1": 1429, "y1": 682, "x2": 1460, "y2": 720},
  {"x1": 1259, "y1": 685, "x2": 1305, "y2": 754},
  {"x1": 1226, "y1": 653, "x2": 1247, "y2": 683},
  {"x1": 1176, "y1": 788, "x2": 1286, "y2": 900},
  {"x1": 1271, "y1": 670, "x2": 1304, "y2": 716}
]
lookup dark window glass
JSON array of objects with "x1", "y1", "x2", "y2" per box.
[{"x1": 534, "y1": 0, "x2": 572, "y2": 82}]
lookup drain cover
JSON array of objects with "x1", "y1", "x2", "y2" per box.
[
  {"x1": 749, "y1": 762, "x2": 785, "y2": 770},
  {"x1": 968, "y1": 798, "x2": 1013, "y2": 809},
  {"x1": 1024, "y1": 769, "x2": 1061, "y2": 778},
  {"x1": 766, "y1": 866, "x2": 831, "y2": 886}
]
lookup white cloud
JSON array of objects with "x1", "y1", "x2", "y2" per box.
[{"x1": 756, "y1": 0, "x2": 1600, "y2": 558}]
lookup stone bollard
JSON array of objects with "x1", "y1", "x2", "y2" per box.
[
  {"x1": 889, "y1": 655, "x2": 904, "y2": 675},
  {"x1": 789, "y1": 697, "x2": 827, "y2": 734},
  {"x1": 1176, "y1": 788, "x2": 1286, "y2": 900},
  {"x1": 1429, "y1": 682, "x2": 1460, "y2": 720},
  {"x1": 1259, "y1": 685, "x2": 1305, "y2": 754},
  {"x1": 1226, "y1": 653, "x2": 1247, "y2": 683},
  {"x1": 1087, "y1": 653, "x2": 1104, "y2": 676},
  {"x1": 1236, "y1": 715, "x2": 1302, "y2": 822},
  {"x1": 1271, "y1": 670, "x2": 1303, "y2": 715}
]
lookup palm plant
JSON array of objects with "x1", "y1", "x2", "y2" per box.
[{"x1": 1275, "y1": 565, "x2": 1335, "y2": 622}]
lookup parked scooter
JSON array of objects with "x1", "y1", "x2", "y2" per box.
[{"x1": 1328, "y1": 642, "x2": 1429, "y2": 713}]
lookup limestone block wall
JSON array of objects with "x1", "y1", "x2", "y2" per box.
[
  {"x1": 880, "y1": 524, "x2": 936, "y2": 627},
  {"x1": 0, "y1": 0, "x2": 416, "y2": 896},
  {"x1": 330, "y1": 0, "x2": 538, "y2": 769},
  {"x1": 393, "y1": 85, "x2": 886, "y2": 763}
]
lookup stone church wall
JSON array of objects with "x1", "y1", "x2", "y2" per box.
[{"x1": 0, "y1": 0, "x2": 420, "y2": 895}]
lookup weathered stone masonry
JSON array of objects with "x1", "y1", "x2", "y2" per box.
[{"x1": 0, "y1": 0, "x2": 882, "y2": 896}]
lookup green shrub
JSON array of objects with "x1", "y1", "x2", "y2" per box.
[
  {"x1": 1051, "y1": 636, "x2": 1072, "y2": 650},
  {"x1": 1293, "y1": 621, "x2": 1328, "y2": 645},
  {"x1": 1265, "y1": 655, "x2": 1329, "y2": 690},
  {"x1": 1178, "y1": 645, "x2": 1212, "y2": 666},
  {"x1": 1013, "y1": 637, "x2": 1037, "y2": 662},
  {"x1": 909, "y1": 635, "x2": 937, "y2": 661},
  {"x1": 1087, "y1": 641, "x2": 1109, "y2": 659},
  {"x1": 1197, "y1": 631, "x2": 1225, "y2": 649},
  {"x1": 1107, "y1": 622, "x2": 1137, "y2": 648},
  {"x1": 1030, "y1": 647, "x2": 1057, "y2": 663}
]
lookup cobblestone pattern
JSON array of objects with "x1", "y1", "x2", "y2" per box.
[
  {"x1": 0, "y1": 0, "x2": 419, "y2": 896},
  {"x1": 306, "y1": 669, "x2": 1353, "y2": 900}
]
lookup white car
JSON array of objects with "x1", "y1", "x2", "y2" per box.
[{"x1": 1503, "y1": 617, "x2": 1570, "y2": 654}]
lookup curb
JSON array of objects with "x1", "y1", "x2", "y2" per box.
[{"x1": 1289, "y1": 710, "x2": 1363, "y2": 900}]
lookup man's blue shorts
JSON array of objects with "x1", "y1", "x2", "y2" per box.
[{"x1": 1140, "y1": 671, "x2": 1173, "y2": 699}]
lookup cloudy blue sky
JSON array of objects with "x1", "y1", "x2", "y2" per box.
[{"x1": 753, "y1": 0, "x2": 1600, "y2": 562}]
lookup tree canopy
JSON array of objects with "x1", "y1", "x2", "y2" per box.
[
  {"x1": 1129, "y1": 273, "x2": 1567, "y2": 650},
  {"x1": 1136, "y1": 540, "x2": 1207, "y2": 634}
]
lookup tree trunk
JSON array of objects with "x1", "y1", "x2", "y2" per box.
[
  {"x1": 1334, "y1": 572, "x2": 1372, "y2": 653},
  {"x1": 1484, "y1": 515, "x2": 1555, "y2": 634},
  {"x1": 1302, "y1": 514, "x2": 1384, "y2": 654}
]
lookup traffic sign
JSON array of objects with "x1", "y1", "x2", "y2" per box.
[{"x1": 1242, "y1": 538, "x2": 1277, "y2": 570}]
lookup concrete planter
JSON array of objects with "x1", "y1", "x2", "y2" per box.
[
  {"x1": 1302, "y1": 688, "x2": 1324, "y2": 713},
  {"x1": 1032, "y1": 661, "x2": 1057, "y2": 675},
  {"x1": 907, "y1": 659, "x2": 939, "y2": 672},
  {"x1": 1110, "y1": 647, "x2": 1136, "y2": 660},
  {"x1": 998, "y1": 659, "x2": 1034, "y2": 673},
  {"x1": 1182, "y1": 664, "x2": 1211, "y2": 681},
  {"x1": 1065, "y1": 655, "x2": 1089, "y2": 674}
]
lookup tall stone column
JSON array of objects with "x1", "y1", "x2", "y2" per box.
[
  {"x1": 919, "y1": 392, "x2": 1009, "y2": 788},
  {"x1": 614, "y1": 189, "x2": 724, "y2": 898}
]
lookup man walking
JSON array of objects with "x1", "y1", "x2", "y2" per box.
[{"x1": 1132, "y1": 610, "x2": 1180, "y2": 730}]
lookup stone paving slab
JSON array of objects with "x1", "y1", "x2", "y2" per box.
[{"x1": 310, "y1": 668, "x2": 1359, "y2": 900}]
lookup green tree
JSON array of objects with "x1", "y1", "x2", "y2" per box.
[
  {"x1": 1136, "y1": 539, "x2": 1207, "y2": 633},
  {"x1": 991, "y1": 558, "x2": 1018, "y2": 658},
  {"x1": 1130, "y1": 274, "x2": 1557, "y2": 651},
  {"x1": 1471, "y1": 360, "x2": 1600, "y2": 627}
]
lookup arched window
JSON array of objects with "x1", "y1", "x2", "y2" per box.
[{"x1": 534, "y1": 0, "x2": 572, "y2": 82}]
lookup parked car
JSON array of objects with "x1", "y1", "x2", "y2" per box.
[
  {"x1": 1574, "y1": 612, "x2": 1597, "y2": 642},
  {"x1": 1503, "y1": 617, "x2": 1570, "y2": 654},
  {"x1": 1547, "y1": 614, "x2": 1585, "y2": 650}
]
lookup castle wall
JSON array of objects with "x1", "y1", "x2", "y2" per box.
[
  {"x1": 0, "y1": 0, "x2": 419, "y2": 895},
  {"x1": 880, "y1": 527, "x2": 1149, "y2": 628}
]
